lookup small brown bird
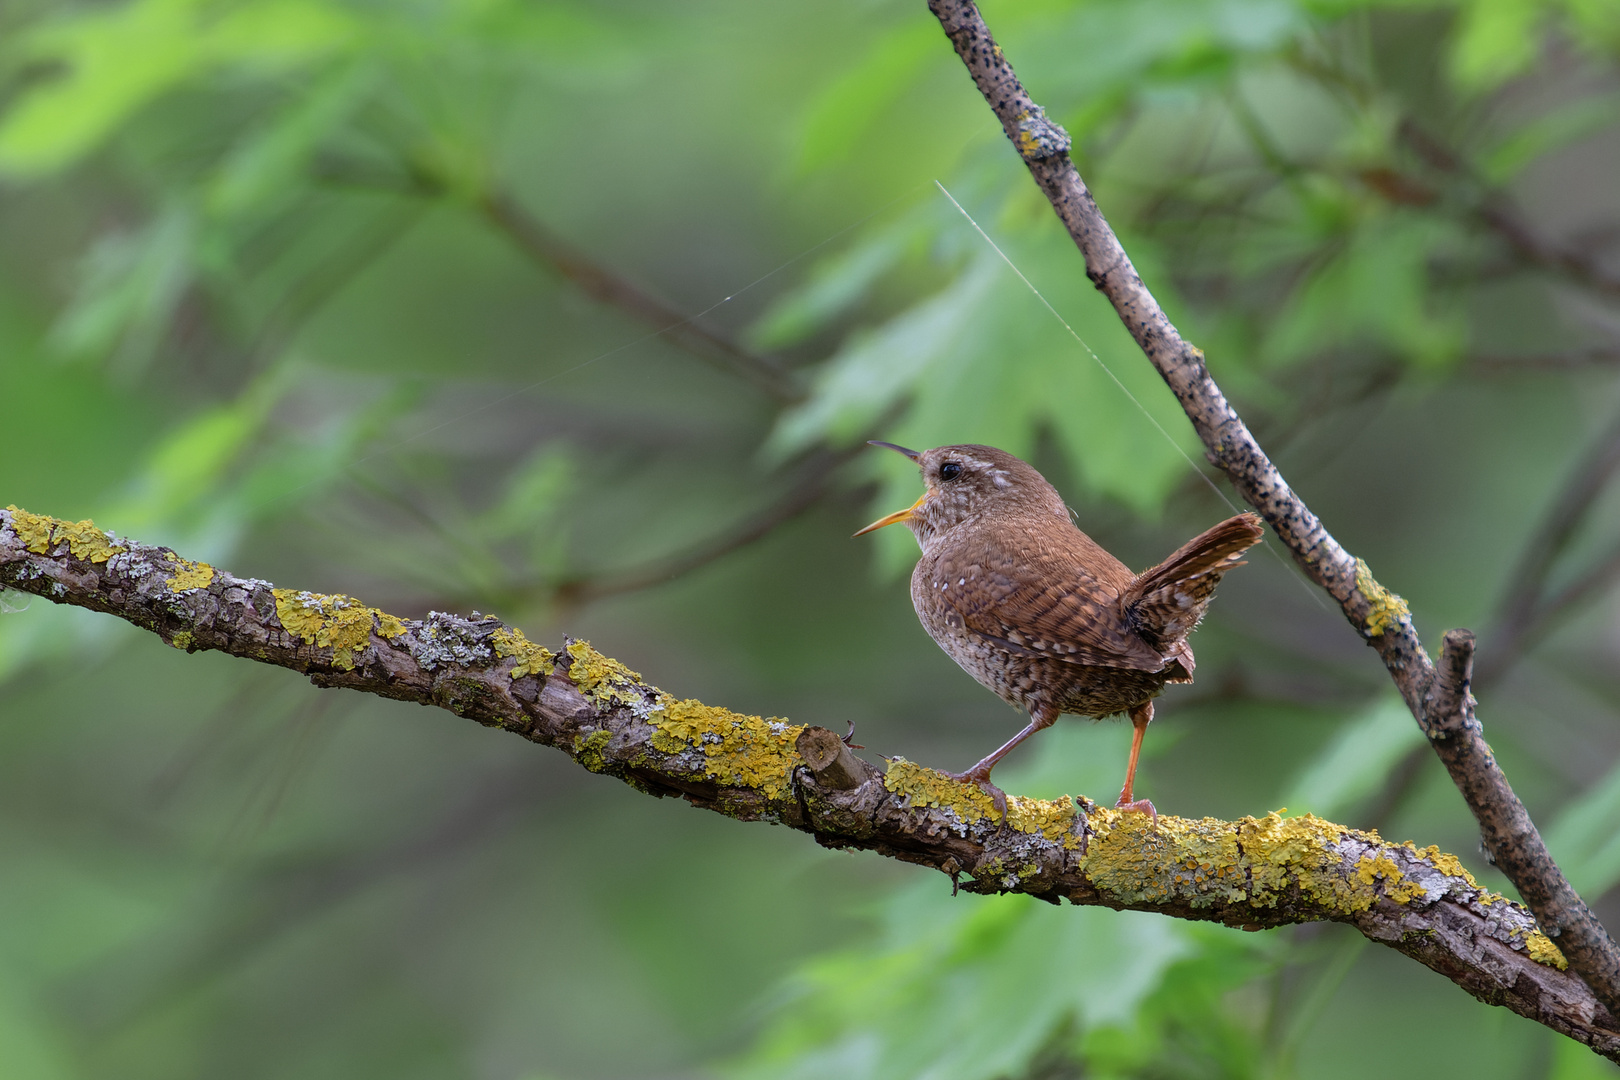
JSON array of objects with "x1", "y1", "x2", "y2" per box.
[{"x1": 856, "y1": 442, "x2": 1263, "y2": 819}]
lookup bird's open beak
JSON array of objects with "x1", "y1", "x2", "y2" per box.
[
  {"x1": 868, "y1": 440, "x2": 920, "y2": 461},
  {"x1": 853, "y1": 492, "x2": 927, "y2": 537}
]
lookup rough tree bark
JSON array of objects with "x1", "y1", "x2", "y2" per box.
[
  {"x1": 3, "y1": 504, "x2": 1618, "y2": 1057},
  {"x1": 921, "y1": 0, "x2": 1620, "y2": 1030}
]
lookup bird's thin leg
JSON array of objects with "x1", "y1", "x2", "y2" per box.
[
  {"x1": 947, "y1": 704, "x2": 1059, "y2": 823},
  {"x1": 1115, "y1": 701, "x2": 1158, "y2": 821}
]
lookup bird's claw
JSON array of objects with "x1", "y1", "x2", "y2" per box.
[
  {"x1": 841, "y1": 720, "x2": 865, "y2": 750},
  {"x1": 947, "y1": 768, "x2": 1009, "y2": 826},
  {"x1": 1115, "y1": 794, "x2": 1158, "y2": 823}
]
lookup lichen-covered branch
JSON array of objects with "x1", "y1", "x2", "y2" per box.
[
  {"x1": 3, "y1": 505, "x2": 1618, "y2": 1055},
  {"x1": 921, "y1": 0, "x2": 1620, "y2": 1025}
]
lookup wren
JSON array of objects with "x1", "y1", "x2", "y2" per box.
[{"x1": 856, "y1": 442, "x2": 1263, "y2": 820}]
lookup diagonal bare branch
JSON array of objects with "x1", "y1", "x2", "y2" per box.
[
  {"x1": 921, "y1": 0, "x2": 1620, "y2": 1027},
  {"x1": 477, "y1": 189, "x2": 805, "y2": 403},
  {"x1": 1395, "y1": 119, "x2": 1620, "y2": 303},
  {"x1": 2, "y1": 504, "x2": 1615, "y2": 1054},
  {"x1": 1481, "y1": 407, "x2": 1620, "y2": 683},
  {"x1": 535, "y1": 443, "x2": 862, "y2": 612},
  {"x1": 314, "y1": 161, "x2": 804, "y2": 402}
]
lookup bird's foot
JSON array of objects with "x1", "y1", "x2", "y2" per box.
[
  {"x1": 841, "y1": 720, "x2": 865, "y2": 750},
  {"x1": 1114, "y1": 794, "x2": 1158, "y2": 823},
  {"x1": 946, "y1": 767, "x2": 1009, "y2": 825}
]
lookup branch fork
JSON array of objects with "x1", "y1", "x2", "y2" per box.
[{"x1": 921, "y1": 0, "x2": 1620, "y2": 1032}]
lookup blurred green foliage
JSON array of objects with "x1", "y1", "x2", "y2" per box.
[{"x1": 3, "y1": 0, "x2": 1620, "y2": 1076}]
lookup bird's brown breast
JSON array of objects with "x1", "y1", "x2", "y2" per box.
[{"x1": 910, "y1": 512, "x2": 1180, "y2": 719}]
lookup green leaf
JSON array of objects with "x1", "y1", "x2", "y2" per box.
[
  {"x1": 0, "y1": 0, "x2": 205, "y2": 175},
  {"x1": 1012, "y1": 0, "x2": 1304, "y2": 106},
  {"x1": 893, "y1": 213, "x2": 1204, "y2": 517},
  {"x1": 48, "y1": 203, "x2": 197, "y2": 375},
  {"x1": 1482, "y1": 91, "x2": 1620, "y2": 182},
  {"x1": 746, "y1": 223, "x2": 915, "y2": 351},
  {"x1": 1550, "y1": 1027, "x2": 1620, "y2": 1079},
  {"x1": 0, "y1": 0, "x2": 358, "y2": 176},
  {"x1": 765, "y1": 254, "x2": 1002, "y2": 461},
  {"x1": 207, "y1": 62, "x2": 375, "y2": 217},
  {"x1": 0, "y1": 976, "x2": 72, "y2": 1080},
  {"x1": 793, "y1": 19, "x2": 942, "y2": 173},
  {"x1": 1448, "y1": 0, "x2": 1546, "y2": 93},
  {"x1": 1263, "y1": 210, "x2": 1468, "y2": 370}
]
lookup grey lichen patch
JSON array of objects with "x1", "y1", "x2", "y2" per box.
[
  {"x1": 411, "y1": 611, "x2": 496, "y2": 670},
  {"x1": 1012, "y1": 104, "x2": 1071, "y2": 160},
  {"x1": 1474, "y1": 884, "x2": 1568, "y2": 969}
]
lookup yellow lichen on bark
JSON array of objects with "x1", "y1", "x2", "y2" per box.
[
  {"x1": 1354, "y1": 852, "x2": 1427, "y2": 905},
  {"x1": 881, "y1": 759, "x2": 1083, "y2": 845},
  {"x1": 7, "y1": 506, "x2": 57, "y2": 553},
  {"x1": 6, "y1": 506, "x2": 126, "y2": 563},
  {"x1": 566, "y1": 640, "x2": 644, "y2": 705},
  {"x1": 573, "y1": 729, "x2": 613, "y2": 773},
  {"x1": 1070, "y1": 807, "x2": 1535, "y2": 926},
  {"x1": 272, "y1": 589, "x2": 398, "y2": 671},
  {"x1": 562, "y1": 640, "x2": 806, "y2": 799},
  {"x1": 1417, "y1": 845, "x2": 1480, "y2": 888},
  {"x1": 1526, "y1": 932, "x2": 1569, "y2": 970},
  {"x1": 166, "y1": 558, "x2": 214, "y2": 593},
  {"x1": 649, "y1": 698, "x2": 804, "y2": 800},
  {"x1": 883, "y1": 758, "x2": 999, "y2": 820},
  {"x1": 1084, "y1": 809, "x2": 1250, "y2": 905},
  {"x1": 492, "y1": 626, "x2": 553, "y2": 678},
  {"x1": 1355, "y1": 558, "x2": 1411, "y2": 636}
]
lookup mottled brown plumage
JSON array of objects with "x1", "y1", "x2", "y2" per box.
[{"x1": 856, "y1": 442, "x2": 1263, "y2": 818}]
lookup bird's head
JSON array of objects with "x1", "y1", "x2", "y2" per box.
[{"x1": 853, "y1": 442, "x2": 1070, "y2": 553}]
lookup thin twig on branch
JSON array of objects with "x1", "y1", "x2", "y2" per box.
[
  {"x1": 1473, "y1": 349, "x2": 1620, "y2": 374},
  {"x1": 1, "y1": 505, "x2": 1615, "y2": 1054},
  {"x1": 1395, "y1": 119, "x2": 1620, "y2": 303},
  {"x1": 1482, "y1": 407, "x2": 1620, "y2": 683},
  {"x1": 314, "y1": 161, "x2": 804, "y2": 403},
  {"x1": 477, "y1": 190, "x2": 805, "y2": 404},
  {"x1": 534, "y1": 443, "x2": 864, "y2": 612},
  {"x1": 920, "y1": 0, "x2": 1620, "y2": 1025}
]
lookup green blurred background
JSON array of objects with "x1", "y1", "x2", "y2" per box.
[{"x1": 3, "y1": 0, "x2": 1620, "y2": 1076}]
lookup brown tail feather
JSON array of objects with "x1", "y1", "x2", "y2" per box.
[{"x1": 1125, "y1": 512, "x2": 1264, "y2": 649}]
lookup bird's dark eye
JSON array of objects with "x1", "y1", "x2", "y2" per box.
[{"x1": 939, "y1": 462, "x2": 963, "y2": 482}]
